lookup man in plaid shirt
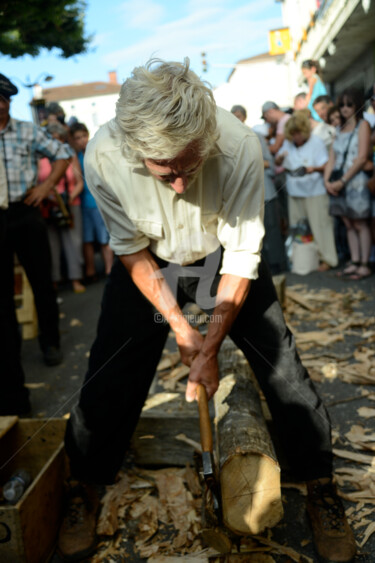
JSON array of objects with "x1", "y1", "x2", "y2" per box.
[{"x1": 0, "y1": 73, "x2": 72, "y2": 415}]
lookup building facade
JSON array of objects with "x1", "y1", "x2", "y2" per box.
[
  {"x1": 37, "y1": 71, "x2": 121, "y2": 135},
  {"x1": 277, "y1": 0, "x2": 375, "y2": 97},
  {"x1": 213, "y1": 52, "x2": 297, "y2": 127}
]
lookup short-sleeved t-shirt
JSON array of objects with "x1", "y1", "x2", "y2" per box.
[{"x1": 278, "y1": 135, "x2": 329, "y2": 198}]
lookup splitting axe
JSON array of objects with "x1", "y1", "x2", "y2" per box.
[{"x1": 196, "y1": 383, "x2": 233, "y2": 553}]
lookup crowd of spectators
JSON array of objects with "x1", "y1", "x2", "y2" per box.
[{"x1": 231, "y1": 59, "x2": 375, "y2": 280}]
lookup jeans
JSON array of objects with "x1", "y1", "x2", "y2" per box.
[
  {"x1": 0, "y1": 203, "x2": 60, "y2": 411},
  {"x1": 65, "y1": 252, "x2": 332, "y2": 484}
]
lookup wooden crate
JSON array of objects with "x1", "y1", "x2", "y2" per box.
[
  {"x1": 0, "y1": 417, "x2": 67, "y2": 563},
  {"x1": 14, "y1": 265, "x2": 38, "y2": 340}
]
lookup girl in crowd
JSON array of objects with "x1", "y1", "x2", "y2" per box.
[
  {"x1": 39, "y1": 122, "x2": 86, "y2": 293},
  {"x1": 327, "y1": 105, "x2": 342, "y2": 128},
  {"x1": 276, "y1": 111, "x2": 338, "y2": 271},
  {"x1": 324, "y1": 88, "x2": 372, "y2": 280},
  {"x1": 301, "y1": 60, "x2": 327, "y2": 122}
]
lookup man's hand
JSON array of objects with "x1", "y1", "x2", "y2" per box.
[
  {"x1": 186, "y1": 350, "x2": 219, "y2": 402},
  {"x1": 23, "y1": 184, "x2": 51, "y2": 206},
  {"x1": 175, "y1": 326, "x2": 204, "y2": 367},
  {"x1": 175, "y1": 325, "x2": 219, "y2": 402}
]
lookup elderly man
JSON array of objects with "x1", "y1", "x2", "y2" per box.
[
  {"x1": 0, "y1": 74, "x2": 72, "y2": 416},
  {"x1": 59, "y1": 60, "x2": 356, "y2": 563}
]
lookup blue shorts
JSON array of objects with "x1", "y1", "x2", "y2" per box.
[{"x1": 82, "y1": 208, "x2": 109, "y2": 245}]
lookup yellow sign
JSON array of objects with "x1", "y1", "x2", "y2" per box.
[{"x1": 268, "y1": 28, "x2": 292, "y2": 55}]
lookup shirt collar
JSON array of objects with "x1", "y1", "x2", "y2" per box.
[{"x1": 0, "y1": 116, "x2": 16, "y2": 133}]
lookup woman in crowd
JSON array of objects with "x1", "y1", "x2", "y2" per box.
[
  {"x1": 276, "y1": 111, "x2": 338, "y2": 271},
  {"x1": 39, "y1": 122, "x2": 86, "y2": 293},
  {"x1": 324, "y1": 88, "x2": 372, "y2": 280},
  {"x1": 327, "y1": 105, "x2": 342, "y2": 128},
  {"x1": 301, "y1": 60, "x2": 327, "y2": 122}
]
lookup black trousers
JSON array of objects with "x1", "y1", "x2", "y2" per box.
[
  {"x1": 65, "y1": 253, "x2": 332, "y2": 484},
  {"x1": 0, "y1": 203, "x2": 60, "y2": 412}
]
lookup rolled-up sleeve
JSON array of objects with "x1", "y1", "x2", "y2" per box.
[
  {"x1": 218, "y1": 134, "x2": 265, "y2": 279},
  {"x1": 84, "y1": 150, "x2": 150, "y2": 256},
  {"x1": 33, "y1": 126, "x2": 73, "y2": 161}
]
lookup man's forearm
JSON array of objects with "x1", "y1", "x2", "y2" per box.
[
  {"x1": 45, "y1": 159, "x2": 70, "y2": 190},
  {"x1": 185, "y1": 272, "x2": 251, "y2": 401},
  {"x1": 24, "y1": 158, "x2": 71, "y2": 206},
  {"x1": 120, "y1": 249, "x2": 189, "y2": 335},
  {"x1": 201, "y1": 273, "x2": 251, "y2": 357}
]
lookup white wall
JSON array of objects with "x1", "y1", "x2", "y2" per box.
[
  {"x1": 59, "y1": 93, "x2": 119, "y2": 136},
  {"x1": 213, "y1": 56, "x2": 299, "y2": 127}
]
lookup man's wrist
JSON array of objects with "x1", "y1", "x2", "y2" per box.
[{"x1": 171, "y1": 314, "x2": 193, "y2": 336}]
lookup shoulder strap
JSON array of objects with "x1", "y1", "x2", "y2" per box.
[{"x1": 341, "y1": 123, "x2": 358, "y2": 168}]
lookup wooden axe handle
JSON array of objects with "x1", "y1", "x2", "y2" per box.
[{"x1": 197, "y1": 383, "x2": 213, "y2": 453}]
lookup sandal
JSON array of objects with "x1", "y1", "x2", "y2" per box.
[
  {"x1": 336, "y1": 261, "x2": 360, "y2": 278},
  {"x1": 345, "y1": 263, "x2": 372, "y2": 281}
]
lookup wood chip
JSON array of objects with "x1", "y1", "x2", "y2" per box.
[
  {"x1": 357, "y1": 407, "x2": 375, "y2": 419},
  {"x1": 157, "y1": 352, "x2": 181, "y2": 372},
  {"x1": 333, "y1": 448, "x2": 375, "y2": 465},
  {"x1": 252, "y1": 535, "x2": 314, "y2": 563}
]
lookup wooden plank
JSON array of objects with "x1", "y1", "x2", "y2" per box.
[
  {"x1": 272, "y1": 274, "x2": 286, "y2": 308},
  {"x1": 132, "y1": 392, "x2": 205, "y2": 466},
  {"x1": 14, "y1": 266, "x2": 38, "y2": 340},
  {"x1": 0, "y1": 416, "x2": 18, "y2": 440},
  {"x1": 19, "y1": 445, "x2": 66, "y2": 563},
  {"x1": 214, "y1": 339, "x2": 283, "y2": 535}
]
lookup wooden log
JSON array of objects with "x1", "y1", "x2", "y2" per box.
[{"x1": 214, "y1": 339, "x2": 283, "y2": 536}]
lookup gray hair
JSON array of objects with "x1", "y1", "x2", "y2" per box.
[
  {"x1": 115, "y1": 58, "x2": 218, "y2": 163},
  {"x1": 46, "y1": 122, "x2": 68, "y2": 141},
  {"x1": 231, "y1": 105, "x2": 247, "y2": 120}
]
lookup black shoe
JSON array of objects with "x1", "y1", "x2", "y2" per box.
[
  {"x1": 307, "y1": 478, "x2": 357, "y2": 562},
  {"x1": 58, "y1": 481, "x2": 99, "y2": 561},
  {"x1": 43, "y1": 345, "x2": 63, "y2": 366}
]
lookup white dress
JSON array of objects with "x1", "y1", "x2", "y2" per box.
[{"x1": 329, "y1": 121, "x2": 371, "y2": 219}]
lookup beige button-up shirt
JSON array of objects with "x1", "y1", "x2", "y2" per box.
[{"x1": 84, "y1": 107, "x2": 265, "y2": 279}]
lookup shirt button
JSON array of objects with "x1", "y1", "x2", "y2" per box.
[{"x1": 177, "y1": 223, "x2": 184, "y2": 229}]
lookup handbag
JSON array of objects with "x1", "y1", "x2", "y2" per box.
[
  {"x1": 286, "y1": 166, "x2": 307, "y2": 177},
  {"x1": 48, "y1": 175, "x2": 73, "y2": 229},
  {"x1": 329, "y1": 126, "x2": 356, "y2": 183}
]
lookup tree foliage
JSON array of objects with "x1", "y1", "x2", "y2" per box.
[{"x1": 0, "y1": 0, "x2": 92, "y2": 58}]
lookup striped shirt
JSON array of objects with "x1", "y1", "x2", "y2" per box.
[{"x1": 0, "y1": 117, "x2": 73, "y2": 203}]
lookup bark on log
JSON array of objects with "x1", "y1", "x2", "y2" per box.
[{"x1": 214, "y1": 339, "x2": 283, "y2": 535}]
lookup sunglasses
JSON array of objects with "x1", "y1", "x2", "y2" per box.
[{"x1": 339, "y1": 101, "x2": 354, "y2": 108}]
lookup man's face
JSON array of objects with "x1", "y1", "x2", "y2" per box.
[
  {"x1": 0, "y1": 96, "x2": 10, "y2": 122},
  {"x1": 72, "y1": 131, "x2": 89, "y2": 152},
  {"x1": 144, "y1": 141, "x2": 203, "y2": 194},
  {"x1": 232, "y1": 110, "x2": 245, "y2": 123},
  {"x1": 263, "y1": 109, "x2": 277, "y2": 125},
  {"x1": 314, "y1": 101, "x2": 330, "y2": 122},
  {"x1": 294, "y1": 96, "x2": 306, "y2": 111}
]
